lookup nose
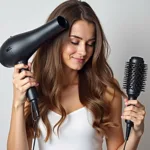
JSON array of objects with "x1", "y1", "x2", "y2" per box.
[{"x1": 78, "y1": 44, "x2": 86, "y2": 57}]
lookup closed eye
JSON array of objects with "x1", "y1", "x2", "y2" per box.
[
  {"x1": 71, "y1": 41, "x2": 79, "y2": 45},
  {"x1": 70, "y1": 41, "x2": 95, "y2": 47},
  {"x1": 87, "y1": 42, "x2": 95, "y2": 47}
]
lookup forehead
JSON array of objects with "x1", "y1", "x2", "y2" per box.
[{"x1": 70, "y1": 20, "x2": 95, "y2": 39}]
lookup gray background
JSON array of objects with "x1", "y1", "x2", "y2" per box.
[{"x1": 0, "y1": 0, "x2": 150, "y2": 149}]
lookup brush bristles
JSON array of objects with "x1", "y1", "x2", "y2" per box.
[
  {"x1": 123, "y1": 62, "x2": 147, "y2": 93},
  {"x1": 141, "y1": 64, "x2": 148, "y2": 91},
  {"x1": 123, "y1": 62, "x2": 129, "y2": 89}
]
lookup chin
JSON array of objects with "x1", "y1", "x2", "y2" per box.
[{"x1": 69, "y1": 64, "x2": 84, "y2": 71}]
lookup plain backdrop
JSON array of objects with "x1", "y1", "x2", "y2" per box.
[{"x1": 0, "y1": 0, "x2": 150, "y2": 149}]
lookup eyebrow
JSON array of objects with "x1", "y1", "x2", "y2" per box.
[{"x1": 70, "y1": 35, "x2": 95, "y2": 41}]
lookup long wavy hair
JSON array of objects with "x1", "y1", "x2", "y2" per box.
[{"x1": 25, "y1": 0, "x2": 125, "y2": 142}]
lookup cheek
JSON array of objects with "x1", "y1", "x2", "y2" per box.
[
  {"x1": 87, "y1": 49, "x2": 94, "y2": 58},
  {"x1": 89, "y1": 49, "x2": 94, "y2": 55},
  {"x1": 62, "y1": 45, "x2": 76, "y2": 58}
]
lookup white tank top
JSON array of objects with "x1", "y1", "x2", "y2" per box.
[{"x1": 37, "y1": 107, "x2": 103, "y2": 150}]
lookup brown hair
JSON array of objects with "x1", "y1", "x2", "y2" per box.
[{"x1": 25, "y1": 0, "x2": 125, "y2": 142}]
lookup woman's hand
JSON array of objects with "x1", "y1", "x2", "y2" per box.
[
  {"x1": 12, "y1": 62, "x2": 39, "y2": 107},
  {"x1": 121, "y1": 99, "x2": 146, "y2": 137}
]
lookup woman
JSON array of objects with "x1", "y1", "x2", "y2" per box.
[{"x1": 7, "y1": 0, "x2": 146, "y2": 150}]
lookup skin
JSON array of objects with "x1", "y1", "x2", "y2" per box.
[
  {"x1": 61, "y1": 20, "x2": 95, "y2": 85},
  {"x1": 10, "y1": 20, "x2": 146, "y2": 150},
  {"x1": 122, "y1": 99, "x2": 145, "y2": 137},
  {"x1": 62, "y1": 20, "x2": 95, "y2": 71}
]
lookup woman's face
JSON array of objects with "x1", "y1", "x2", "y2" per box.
[{"x1": 61, "y1": 20, "x2": 95, "y2": 71}]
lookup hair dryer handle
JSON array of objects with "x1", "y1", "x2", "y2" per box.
[
  {"x1": 27, "y1": 87, "x2": 39, "y2": 119},
  {"x1": 19, "y1": 60, "x2": 39, "y2": 118},
  {"x1": 26, "y1": 86, "x2": 38, "y2": 101}
]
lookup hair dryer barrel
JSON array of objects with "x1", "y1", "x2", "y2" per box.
[{"x1": 0, "y1": 16, "x2": 69, "y2": 67}]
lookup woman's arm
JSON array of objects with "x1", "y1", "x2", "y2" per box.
[
  {"x1": 117, "y1": 129, "x2": 142, "y2": 150},
  {"x1": 118, "y1": 99, "x2": 145, "y2": 150},
  {"x1": 105, "y1": 80, "x2": 145, "y2": 150},
  {"x1": 7, "y1": 63, "x2": 36, "y2": 150},
  {"x1": 104, "y1": 83, "x2": 124, "y2": 150},
  {"x1": 7, "y1": 100, "x2": 30, "y2": 150}
]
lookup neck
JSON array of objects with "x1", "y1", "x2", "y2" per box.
[{"x1": 63, "y1": 67, "x2": 79, "y2": 87}]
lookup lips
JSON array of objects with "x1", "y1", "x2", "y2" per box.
[
  {"x1": 74, "y1": 57, "x2": 84, "y2": 60},
  {"x1": 72, "y1": 57, "x2": 84, "y2": 63}
]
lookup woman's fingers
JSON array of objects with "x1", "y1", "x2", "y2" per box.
[
  {"x1": 13, "y1": 63, "x2": 34, "y2": 81},
  {"x1": 122, "y1": 99, "x2": 145, "y2": 136},
  {"x1": 124, "y1": 99, "x2": 145, "y2": 109},
  {"x1": 13, "y1": 62, "x2": 32, "y2": 75},
  {"x1": 15, "y1": 80, "x2": 39, "y2": 93},
  {"x1": 123, "y1": 100, "x2": 146, "y2": 118},
  {"x1": 13, "y1": 69, "x2": 38, "y2": 93},
  {"x1": 14, "y1": 77, "x2": 37, "y2": 88},
  {"x1": 121, "y1": 115, "x2": 144, "y2": 125},
  {"x1": 12, "y1": 62, "x2": 38, "y2": 102},
  {"x1": 18, "y1": 70, "x2": 34, "y2": 80},
  {"x1": 122, "y1": 109, "x2": 146, "y2": 118},
  {"x1": 123, "y1": 105, "x2": 145, "y2": 114},
  {"x1": 122, "y1": 99, "x2": 145, "y2": 127},
  {"x1": 13, "y1": 63, "x2": 28, "y2": 74}
]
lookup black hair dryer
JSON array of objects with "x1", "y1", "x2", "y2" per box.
[{"x1": 0, "y1": 16, "x2": 69, "y2": 119}]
